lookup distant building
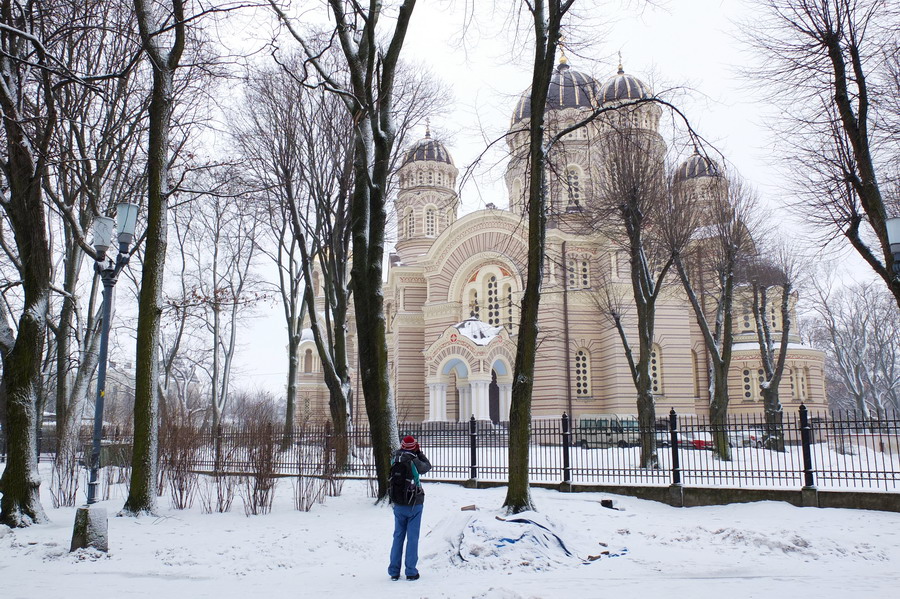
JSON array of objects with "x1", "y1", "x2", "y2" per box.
[{"x1": 296, "y1": 59, "x2": 827, "y2": 425}]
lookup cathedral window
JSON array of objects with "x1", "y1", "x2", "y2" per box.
[
  {"x1": 565, "y1": 166, "x2": 583, "y2": 212},
  {"x1": 427, "y1": 170, "x2": 434, "y2": 185},
  {"x1": 487, "y1": 275, "x2": 500, "y2": 326},
  {"x1": 800, "y1": 367, "x2": 809, "y2": 401},
  {"x1": 650, "y1": 344, "x2": 662, "y2": 395},
  {"x1": 417, "y1": 171, "x2": 424, "y2": 185},
  {"x1": 425, "y1": 207, "x2": 436, "y2": 236},
  {"x1": 304, "y1": 349, "x2": 313, "y2": 374},
  {"x1": 616, "y1": 250, "x2": 630, "y2": 278},
  {"x1": 566, "y1": 257, "x2": 590, "y2": 289},
  {"x1": 404, "y1": 208, "x2": 415, "y2": 238},
  {"x1": 469, "y1": 290, "x2": 479, "y2": 319},
  {"x1": 505, "y1": 284, "x2": 514, "y2": 331},
  {"x1": 574, "y1": 349, "x2": 591, "y2": 396}
]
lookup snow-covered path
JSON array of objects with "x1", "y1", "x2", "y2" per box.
[{"x1": 1, "y1": 475, "x2": 897, "y2": 598}]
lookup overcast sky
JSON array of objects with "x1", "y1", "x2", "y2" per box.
[{"x1": 231, "y1": 0, "x2": 849, "y2": 397}]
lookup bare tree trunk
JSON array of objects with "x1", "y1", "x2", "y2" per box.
[
  {"x1": 0, "y1": 0, "x2": 59, "y2": 527},
  {"x1": 504, "y1": 0, "x2": 575, "y2": 514},
  {"x1": 123, "y1": 0, "x2": 186, "y2": 516}
]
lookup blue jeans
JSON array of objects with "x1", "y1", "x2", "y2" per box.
[{"x1": 388, "y1": 503, "x2": 424, "y2": 577}]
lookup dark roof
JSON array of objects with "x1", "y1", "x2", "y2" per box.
[
  {"x1": 511, "y1": 63, "x2": 598, "y2": 124},
  {"x1": 402, "y1": 130, "x2": 454, "y2": 166},
  {"x1": 598, "y1": 67, "x2": 651, "y2": 105},
  {"x1": 674, "y1": 153, "x2": 721, "y2": 182}
]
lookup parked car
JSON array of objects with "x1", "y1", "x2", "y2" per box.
[
  {"x1": 678, "y1": 430, "x2": 714, "y2": 450},
  {"x1": 574, "y1": 414, "x2": 640, "y2": 449},
  {"x1": 728, "y1": 428, "x2": 764, "y2": 448}
]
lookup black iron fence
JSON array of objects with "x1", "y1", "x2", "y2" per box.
[{"x1": 2, "y1": 405, "x2": 899, "y2": 493}]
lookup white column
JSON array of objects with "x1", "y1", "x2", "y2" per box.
[
  {"x1": 459, "y1": 385, "x2": 472, "y2": 422},
  {"x1": 499, "y1": 383, "x2": 512, "y2": 422},
  {"x1": 436, "y1": 383, "x2": 447, "y2": 421},
  {"x1": 471, "y1": 380, "x2": 491, "y2": 421}
]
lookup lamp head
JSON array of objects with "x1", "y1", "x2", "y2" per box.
[
  {"x1": 116, "y1": 202, "x2": 139, "y2": 248},
  {"x1": 92, "y1": 216, "x2": 115, "y2": 260}
]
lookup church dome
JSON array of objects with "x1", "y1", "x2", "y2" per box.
[
  {"x1": 511, "y1": 62, "x2": 598, "y2": 124},
  {"x1": 402, "y1": 128, "x2": 454, "y2": 166},
  {"x1": 674, "y1": 153, "x2": 721, "y2": 183},
  {"x1": 598, "y1": 66, "x2": 651, "y2": 105}
]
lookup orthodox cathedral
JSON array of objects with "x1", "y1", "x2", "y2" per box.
[{"x1": 296, "y1": 58, "x2": 827, "y2": 425}]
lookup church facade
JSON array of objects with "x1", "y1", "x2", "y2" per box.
[{"x1": 296, "y1": 60, "x2": 827, "y2": 425}]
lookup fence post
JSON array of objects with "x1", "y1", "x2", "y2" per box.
[
  {"x1": 669, "y1": 408, "x2": 681, "y2": 487},
  {"x1": 469, "y1": 415, "x2": 477, "y2": 482},
  {"x1": 562, "y1": 412, "x2": 571, "y2": 484},
  {"x1": 799, "y1": 404, "x2": 816, "y2": 489}
]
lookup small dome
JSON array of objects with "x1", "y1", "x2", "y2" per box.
[
  {"x1": 674, "y1": 153, "x2": 721, "y2": 183},
  {"x1": 598, "y1": 66, "x2": 651, "y2": 105},
  {"x1": 511, "y1": 62, "x2": 598, "y2": 124},
  {"x1": 402, "y1": 127, "x2": 454, "y2": 166}
]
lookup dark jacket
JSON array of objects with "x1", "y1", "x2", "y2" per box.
[{"x1": 392, "y1": 448, "x2": 432, "y2": 505}]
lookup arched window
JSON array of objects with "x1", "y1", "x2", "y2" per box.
[
  {"x1": 691, "y1": 350, "x2": 700, "y2": 398},
  {"x1": 650, "y1": 344, "x2": 662, "y2": 395},
  {"x1": 504, "y1": 284, "x2": 514, "y2": 331},
  {"x1": 425, "y1": 206, "x2": 436, "y2": 236},
  {"x1": 486, "y1": 275, "x2": 500, "y2": 326},
  {"x1": 742, "y1": 368, "x2": 763, "y2": 402},
  {"x1": 312, "y1": 271, "x2": 320, "y2": 297},
  {"x1": 511, "y1": 180, "x2": 524, "y2": 213},
  {"x1": 800, "y1": 367, "x2": 809, "y2": 401},
  {"x1": 616, "y1": 250, "x2": 630, "y2": 278},
  {"x1": 574, "y1": 349, "x2": 591, "y2": 396},
  {"x1": 566, "y1": 257, "x2": 590, "y2": 289},
  {"x1": 304, "y1": 349, "x2": 313, "y2": 373},
  {"x1": 469, "y1": 289, "x2": 479, "y2": 319},
  {"x1": 427, "y1": 170, "x2": 434, "y2": 185},
  {"x1": 417, "y1": 171, "x2": 424, "y2": 185},
  {"x1": 565, "y1": 166, "x2": 583, "y2": 212},
  {"x1": 404, "y1": 208, "x2": 415, "y2": 238}
]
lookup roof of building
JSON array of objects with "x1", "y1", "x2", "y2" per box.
[
  {"x1": 511, "y1": 62, "x2": 599, "y2": 124},
  {"x1": 674, "y1": 152, "x2": 721, "y2": 183},
  {"x1": 598, "y1": 65, "x2": 651, "y2": 105},
  {"x1": 402, "y1": 126, "x2": 454, "y2": 166},
  {"x1": 454, "y1": 318, "x2": 502, "y2": 346}
]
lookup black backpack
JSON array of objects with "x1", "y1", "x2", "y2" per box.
[{"x1": 389, "y1": 457, "x2": 418, "y2": 505}]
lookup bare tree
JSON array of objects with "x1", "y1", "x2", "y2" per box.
[
  {"x1": 591, "y1": 126, "x2": 682, "y2": 469},
  {"x1": 0, "y1": 0, "x2": 68, "y2": 527},
  {"x1": 268, "y1": 0, "x2": 420, "y2": 500},
  {"x1": 123, "y1": 0, "x2": 188, "y2": 516},
  {"x1": 745, "y1": 0, "x2": 900, "y2": 308},
  {"x1": 497, "y1": 0, "x2": 579, "y2": 514},
  {"x1": 674, "y1": 174, "x2": 760, "y2": 460},
  {"x1": 179, "y1": 180, "x2": 261, "y2": 431},
  {"x1": 42, "y1": 0, "x2": 146, "y2": 504},
  {"x1": 808, "y1": 277, "x2": 900, "y2": 416},
  {"x1": 741, "y1": 244, "x2": 802, "y2": 451}
]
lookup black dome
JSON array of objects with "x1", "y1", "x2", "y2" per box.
[
  {"x1": 402, "y1": 130, "x2": 454, "y2": 166},
  {"x1": 674, "y1": 153, "x2": 720, "y2": 183},
  {"x1": 511, "y1": 63, "x2": 598, "y2": 124},
  {"x1": 599, "y1": 68, "x2": 651, "y2": 105}
]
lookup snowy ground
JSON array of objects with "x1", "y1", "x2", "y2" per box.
[{"x1": 2, "y1": 469, "x2": 899, "y2": 598}]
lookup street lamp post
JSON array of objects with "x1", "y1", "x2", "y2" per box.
[
  {"x1": 71, "y1": 202, "x2": 139, "y2": 552},
  {"x1": 886, "y1": 217, "x2": 900, "y2": 278}
]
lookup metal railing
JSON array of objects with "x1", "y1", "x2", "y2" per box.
[{"x1": 3, "y1": 405, "x2": 899, "y2": 493}]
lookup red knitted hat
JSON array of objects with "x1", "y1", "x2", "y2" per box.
[{"x1": 401, "y1": 435, "x2": 419, "y2": 451}]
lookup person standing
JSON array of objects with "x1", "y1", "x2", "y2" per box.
[{"x1": 388, "y1": 435, "x2": 432, "y2": 581}]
